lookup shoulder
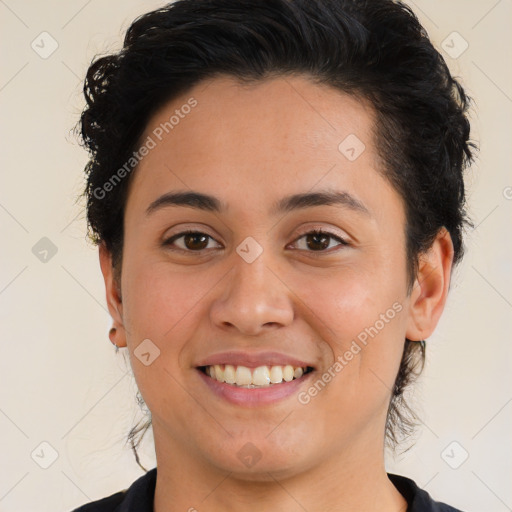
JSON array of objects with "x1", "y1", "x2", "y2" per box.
[
  {"x1": 387, "y1": 473, "x2": 466, "y2": 512},
  {"x1": 70, "y1": 468, "x2": 157, "y2": 512},
  {"x1": 71, "y1": 491, "x2": 126, "y2": 512}
]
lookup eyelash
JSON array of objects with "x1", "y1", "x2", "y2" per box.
[{"x1": 163, "y1": 229, "x2": 349, "y2": 254}]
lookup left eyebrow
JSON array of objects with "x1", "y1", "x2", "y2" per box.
[
  {"x1": 145, "y1": 189, "x2": 371, "y2": 217},
  {"x1": 270, "y1": 190, "x2": 371, "y2": 217}
]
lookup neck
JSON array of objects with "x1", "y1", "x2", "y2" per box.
[{"x1": 152, "y1": 429, "x2": 407, "y2": 512}]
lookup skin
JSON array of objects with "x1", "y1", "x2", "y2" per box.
[{"x1": 100, "y1": 75, "x2": 454, "y2": 512}]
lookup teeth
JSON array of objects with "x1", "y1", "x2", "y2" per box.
[
  {"x1": 283, "y1": 365, "x2": 294, "y2": 382},
  {"x1": 235, "y1": 365, "x2": 252, "y2": 386},
  {"x1": 269, "y1": 365, "x2": 283, "y2": 384},
  {"x1": 204, "y1": 364, "x2": 309, "y2": 387},
  {"x1": 224, "y1": 364, "x2": 236, "y2": 384},
  {"x1": 214, "y1": 364, "x2": 224, "y2": 381},
  {"x1": 252, "y1": 366, "x2": 270, "y2": 386}
]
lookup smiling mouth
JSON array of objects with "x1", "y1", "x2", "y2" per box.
[{"x1": 199, "y1": 364, "x2": 314, "y2": 388}]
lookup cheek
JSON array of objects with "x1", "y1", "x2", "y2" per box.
[
  {"x1": 121, "y1": 259, "x2": 210, "y2": 339},
  {"x1": 290, "y1": 257, "x2": 408, "y2": 412},
  {"x1": 289, "y1": 257, "x2": 405, "y2": 345},
  {"x1": 119, "y1": 259, "x2": 215, "y2": 416}
]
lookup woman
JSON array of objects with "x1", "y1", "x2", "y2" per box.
[{"x1": 73, "y1": 0, "x2": 474, "y2": 510}]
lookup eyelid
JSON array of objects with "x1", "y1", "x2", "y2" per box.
[
  {"x1": 292, "y1": 225, "x2": 350, "y2": 243},
  {"x1": 163, "y1": 224, "x2": 219, "y2": 241},
  {"x1": 294, "y1": 225, "x2": 351, "y2": 243}
]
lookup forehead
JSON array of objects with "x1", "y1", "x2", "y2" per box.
[{"x1": 125, "y1": 74, "x2": 402, "y2": 224}]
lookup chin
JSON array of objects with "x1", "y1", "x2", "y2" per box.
[{"x1": 204, "y1": 436, "x2": 312, "y2": 480}]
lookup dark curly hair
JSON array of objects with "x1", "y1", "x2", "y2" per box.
[{"x1": 77, "y1": 0, "x2": 475, "y2": 470}]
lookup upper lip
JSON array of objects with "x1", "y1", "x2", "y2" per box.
[{"x1": 195, "y1": 351, "x2": 315, "y2": 369}]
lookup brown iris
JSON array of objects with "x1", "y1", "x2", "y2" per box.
[{"x1": 305, "y1": 232, "x2": 331, "y2": 251}]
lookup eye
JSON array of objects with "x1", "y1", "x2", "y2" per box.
[
  {"x1": 291, "y1": 229, "x2": 349, "y2": 252},
  {"x1": 163, "y1": 230, "x2": 222, "y2": 252}
]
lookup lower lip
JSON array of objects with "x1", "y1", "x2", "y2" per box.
[{"x1": 196, "y1": 369, "x2": 313, "y2": 407}]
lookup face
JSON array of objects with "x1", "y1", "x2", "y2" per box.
[{"x1": 102, "y1": 75, "x2": 443, "y2": 479}]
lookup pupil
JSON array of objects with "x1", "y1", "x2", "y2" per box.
[
  {"x1": 185, "y1": 233, "x2": 208, "y2": 250},
  {"x1": 307, "y1": 233, "x2": 329, "y2": 250}
]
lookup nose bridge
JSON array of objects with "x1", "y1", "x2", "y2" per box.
[{"x1": 210, "y1": 241, "x2": 294, "y2": 334}]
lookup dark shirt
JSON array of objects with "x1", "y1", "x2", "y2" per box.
[{"x1": 71, "y1": 468, "x2": 465, "y2": 512}]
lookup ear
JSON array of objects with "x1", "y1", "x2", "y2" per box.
[
  {"x1": 405, "y1": 228, "x2": 455, "y2": 341},
  {"x1": 99, "y1": 242, "x2": 127, "y2": 348}
]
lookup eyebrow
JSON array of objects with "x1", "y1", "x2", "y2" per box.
[{"x1": 145, "y1": 190, "x2": 371, "y2": 217}]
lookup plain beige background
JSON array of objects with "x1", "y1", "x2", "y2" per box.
[{"x1": 0, "y1": 1, "x2": 511, "y2": 511}]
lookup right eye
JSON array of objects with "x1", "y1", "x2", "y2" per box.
[{"x1": 163, "y1": 230, "x2": 223, "y2": 252}]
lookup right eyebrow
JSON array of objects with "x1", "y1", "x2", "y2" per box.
[{"x1": 146, "y1": 191, "x2": 225, "y2": 216}]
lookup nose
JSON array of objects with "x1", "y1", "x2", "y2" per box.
[{"x1": 209, "y1": 251, "x2": 294, "y2": 336}]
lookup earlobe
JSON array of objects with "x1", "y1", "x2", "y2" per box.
[
  {"x1": 405, "y1": 228, "x2": 454, "y2": 342},
  {"x1": 99, "y1": 242, "x2": 127, "y2": 348}
]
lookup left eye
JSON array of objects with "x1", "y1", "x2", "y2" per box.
[
  {"x1": 163, "y1": 229, "x2": 348, "y2": 253},
  {"x1": 291, "y1": 230, "x2": 349, "y2": 252}
]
